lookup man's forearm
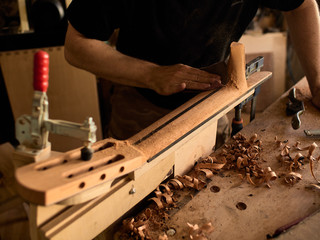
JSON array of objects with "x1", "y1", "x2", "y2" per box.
[
  {"x1": 284, "y1": 0, "x2": 320, "y2": 96},
  {"x1": 64, "y1": 24, "x2": 222, "y2": 96},
  {"x1": 64, "y1": 24, "x2": 156, "y2": 89}
]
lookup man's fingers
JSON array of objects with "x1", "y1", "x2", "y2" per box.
[
  {"x1": 184, "y1": 80, "x2": 222, "y2": 90},
  {"x1": 181, "y1": 66, "x2": 223, "y2": 89},
  {"x1": 183, "y1": 65, "x2": 221, "y2": 82}
]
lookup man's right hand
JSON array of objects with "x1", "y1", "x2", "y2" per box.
[{"x1": 148, "y1": 64, "x2": 223, "y2": 96}]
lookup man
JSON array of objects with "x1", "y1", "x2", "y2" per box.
[{"x1": 64, "y1": 0, "x2": 320, "y2": 140}]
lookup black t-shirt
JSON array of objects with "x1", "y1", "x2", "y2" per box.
[{"x1": 67, "y1": 0, "x2": 304, "y2": 108}]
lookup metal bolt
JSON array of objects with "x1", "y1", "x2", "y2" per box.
[{"x1": 129, "y1": 186, "x2": 136, "y2": 195}]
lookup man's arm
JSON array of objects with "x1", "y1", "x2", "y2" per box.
[
  {"x1": 284, "y1": 0, "x2": 320, "y2": 108},
  {"x1": 64, "y1": 24, "x2": 222, "y2": 96}
]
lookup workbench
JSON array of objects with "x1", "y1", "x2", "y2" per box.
[
  {"x1": 0, "y1": 75, "x2": 319, "y2": 240},
  {"x1": 114, "y1": 77, "x2": 320, "y2": 240}
]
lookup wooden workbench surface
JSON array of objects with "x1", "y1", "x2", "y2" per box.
[
  {"x1": 1, "y1": 78, "x2": 319, "y2": 240},
  {"x1": 159, "y1": 77, "x2": 320, "y2": 240},
  {"x1": 115, "y1": 77, "x2": 320, "y2": 240}
]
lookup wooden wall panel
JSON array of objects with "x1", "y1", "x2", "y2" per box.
[{"x1": 240, "y1": 32, "x2": 287, "y2": 111}]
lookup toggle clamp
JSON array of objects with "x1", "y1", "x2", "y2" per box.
[{"x1": 15, "y1": 51, "x2": 97, "y2": 164}]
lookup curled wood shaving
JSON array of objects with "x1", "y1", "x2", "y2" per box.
[
  {"x1": 306, "y1": 142, "x2": 320, "y2": 183},
  {"x1": 154, "y1": 190, "x2": 163, "y2": 198},
  {"x1": 246, "y1": 173, "x2": 257, "y2": 186},
  {"x1": 309, "y1": 159, "x2": 320, "y2": 184},
  {"x1": 161, "y1": 193, "x2": 174, "y2": 205},
  {"x1": 222, "y1": 133, "x2": 276, "y2": 188},
  {"x1": 276, "y1": 141, "x2": 320, "y2": 186},
  {"x1": 306, "y1": 183, "x2": 320, "y2": 191},
  {"x1": 289, "y1": 153, "x2": 304, "y2": 172},
  {"x1": 167, "y1": 178, "x2": 184, "y2": 189},
  {"x1": 264, "y1": 167, "x2": 277, "y2": 188},
  {"x1": 284, "y1": 172, "x2": 302, "y2": 185},
  {"x1": 198, "y1": 169, "x2": 214, "y2": 178},
  {"x1": 159, "y1": 184, "x2": 172, "y2": 194},
  {"x1": 122, "y1": 218, "x2": 135, "y2": 231},
  {"x1": 195, "y1": 156, "x2": 226, "y2": 173},
  {"x1": 149, "y1": 197, "x2": 164, "y2": 209},
  {"x1": 176, "y1": 175, "x2": 207, "y2": 191},
  {"x1": 308, "y1": 142, "x2": 318, "y2": 158},
  {"x1": 135, "y1": 225, "x2": 147, "y2": 239},
  {"x1": 280, "y1": 144, "x2": 291, "y2": 157},
  {"x1": 187, "y1": 222, "x2": 214, "y2": 240},
  {"x1": 195, "y1": 162, "x2": 225, "y2": 171},
  {"x1": 249, "y1": 133, "x2": 258, "y2": 144},
  {"x1": 119, "y1": 207, "x2": 171, "y2": 239}
]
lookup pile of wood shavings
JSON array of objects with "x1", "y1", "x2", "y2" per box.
[
  {"x1": 275, "y1": 137, "x2": 320, "y2": 185},
  {"x1": 116, "y1": 157, "x2": 224, "y2": 239},
  {"x1": 219, "y1": 133, "x2": 277, "y2": 188}
]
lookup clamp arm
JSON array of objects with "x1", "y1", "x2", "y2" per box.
[{"x1": 15, "y1": 51, "x2": 97, "y2": 161}]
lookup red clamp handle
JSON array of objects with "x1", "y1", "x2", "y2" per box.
[{"x1": 33, "y1": 50, "x2": 49, "y2": 92}]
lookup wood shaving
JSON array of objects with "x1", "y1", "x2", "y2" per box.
[
  {"x1": 159, "y1": 184, "x2": 172, "y2": 195},
  {"x1": 305, "y1": 183, "x2": 320, "y2": 191},
  {"x1": 158, "y1": 233, "x2": 168, "y2": 240},
  {"x1": 149, "y1": 197, "x2": 164, "y2": 209},
  {"x1": 119, "y1": 207, "x2": 170, "y2": 239},
  {"x1": 167, "y1": 178, "x2": 184, "y2": 189},
  {"x1": 308, "y1": 142, "x2": 318, "y2": 158},
  {"x1": 161, "y1": 193, "x2": 173, "y2": 205},
  {"x1": 117, "y1": 136, "x2": 319, "y2": 239},
  {"x1": 309, "y1": 159, "x2": 320, "y2": 184},
  {"x1": 275, "y1": 140, "x2": 320, "y2": 186},
  {"x1": 198, "y1": 169, "x2": 214, "y2": 178},
  {"x1": 284, "y1": 172, "x2": 302, "y2": 185},
  {"x1": 221, "y1": 133, "x2": 276, "y2": 188},
  {"x1": 187, "y1": 222, "x2": 214, "y2": 240},
  {"x1": 176, "y1": 175, "x2": 207, "y2": 191}
]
